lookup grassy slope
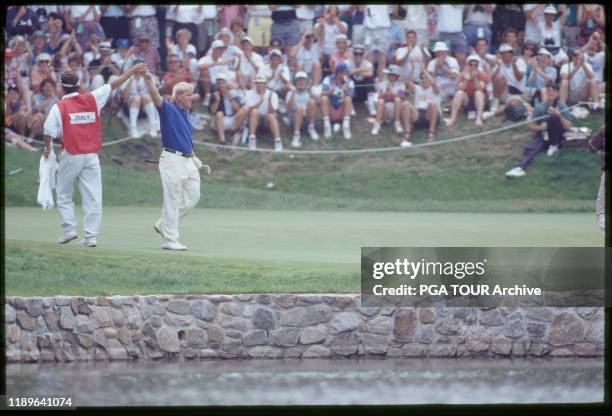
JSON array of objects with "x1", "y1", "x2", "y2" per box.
[{"x1": 3, "y1": 106, "x2": 604, "y2": 212}]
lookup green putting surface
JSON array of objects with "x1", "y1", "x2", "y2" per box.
[{"x1": 4, "y1": 207, "x2": 603, "y2": 296}]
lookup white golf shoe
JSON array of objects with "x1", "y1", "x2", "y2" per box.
[
  {"x1": 79, "y1": 238, "x2": 97, "y2": 247},
  {"x1": 57, "y1": 233, "x2": 78, "y2": 244},
  {"x1": 154, "y1": 221, "x2": 165, "y2": 239},
  {"x1": 546, "y1": 145, "x2": 558, "y2": 157},
  {"x1": 162, "y1": 240, "x2": 187, "y2": 251},
  {"x1": 505, "y1": 167, "x2": 525, "y2": 178}
]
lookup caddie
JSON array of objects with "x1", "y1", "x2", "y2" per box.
[
  {"x1": 139, "y1": 66, "x2": 207, "y2": 251},
  {"x1": 43, "y1": 64, "x2": 146, "y2": 247}
]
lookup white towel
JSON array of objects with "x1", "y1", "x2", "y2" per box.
[{"x1": 37, "y1": 152, "x2": 58, "y2": 210}]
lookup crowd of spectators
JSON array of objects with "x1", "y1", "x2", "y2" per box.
[{"x1": 4, "y1": 5, "x2": 606, "y2": 157}]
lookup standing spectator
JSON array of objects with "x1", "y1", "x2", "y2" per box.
[
  {"x1": 523, "y1": 4, "x2": 547, "y2": 45},
  {"x1": 245, "y1": 75, "x2": 284, "y2": 151},
  {"x1": 403, "y1": 70, "x2": 441, "y2": 145},
  {"x1": 397, "y1": 5, "x2": 429, "y2": 46},
  {"x1": 347, "y1": 44, "x2": 375, "y2": 115},
  {"x1": 30, "y1": 30, "x2": 51, "y2": 65},
  {"x1": 584, "y1": 32, "x2": 606, "y2": 93},
  {"x1": 194, "y1": 5, "x2": 218, "y2": 54},
  {"x1": 8, "y1": 37, "x2": 32, "y2": 90},
  {"x1": 99, "y1": 6, "x2": 130, "y2": 47},
  {"x1": 83, "y1": 34, "x2": 102, "y2": 67},
  {"x1": 296, "y1": 5, "x2": 316, "y2": 33},
  {"x1": 130, "y1": 33, "x2": 162, "y2": 76},
  {"x1": 218, "y1": 5, "x2": 243, "y2": 30},
  {"x1": 169, "y1": 6, "x2": 203, "y2": 44},
  {"x1": 286, "y1": 71, "x2": 319, "y2": 146},
  {"x1": 385, "y1": 9, "x2": 405, "y2": 64},
  {"x1": 30, "y1": 53, "x2": 57, "y2": 94},
  {"x1": 246, "y1": 5, "x2": 272, "y2": 55},
  {"x1": 126, "y1": 5, "x2": 160, "y2": 49},
  {"x1": 577, "y1": 5, "x2": 605, "y2": 47},
  {"x1": 121, "y1": 60, "x2": 160, "y2": 138},
  {"x1": 540, "y1": 5, "x2": 569, "y2": 66},
  {"x1": 559, "y1": 49, "x2": 599, "y2": 110},
  {"x1": 492, "y1": 5, "x2": 525, "y2": 50},
  {"x1": 269, "y1": 6, "x2": 300, "y2": 55},
  {"x1": 7, "y1": 6, "x2": 39, "y2": 37},
  {"x1": 502, "y1": 27, "x2": 522, "y2": 55},
  {"x1": 560, "y1": 4, "x2": 579, "y2": 48},
  {"x1": 505, "y1": 82, "x2": 572, "y2": 178},
  {"x1": 209, "y1": 73, "x2": 249, "y2": 145},
  {"x1": 29, "y1": 78, "x2": 59, "y2": 139},
  {"x1": 68, "y1": 5, "x2": 105, "y2": 50},
  {"x1": 161, "y1": 54, "x2": 194, "y2": 97},
  {"x1": 464, "y1": 4, "x2": 495, "y2": 49},
  {"x1": 370, "y1": 64, "x2": 406, "y2": 136},
  {"x1": 491, "y1": 43, "x2": 526, "y2": 111},
  {"x1": 237, "y1": 37, "x2": 264, "y2": 89},
  {"x1": 426, "y1": 41, "x2": 460, "y2": 101},
  {"x1": 230, "y1": 18, "x2": 247, "y2": 46},
  {"x1": 436, "y1": 5, "x2": 469, "y2": 68},
  {"x1": 314, "y1": 5, "x2": 348, "y2": 74},
  {"x1": 445, "y1": 54, "x2": 490, "y2": 127},
  {"x1": 395, "y1": 30, "x2": 430, "y2": 83},
  {"x1": 46, "y1": 12, "x2": 70, "y2": 57},
  {"x1": 320, "y1": 62, "x2": 354, "y2": 140},
  {"x1": 363, "y1": 5, "x2": 391, "y2": 80},
  {"x1": 349, "y1": 5, "x2": 366, "y2": 45},
  {"x1": 290, "y1": 30, "x2": 322, "y2": 86}
]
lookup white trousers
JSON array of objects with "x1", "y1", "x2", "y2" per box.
[
  {"x1": 56, "y1": 150, "x2": 102, "y2": 239},
  {"x1": 158, "y1": 150, "x2": 201, "y2": 243},
  {"x1": 595, "y1": 172, "x2": 605, "y2": 233}
]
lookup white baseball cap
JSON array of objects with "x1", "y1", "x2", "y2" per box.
[
  {"x1": 498, "y1": 43, "x2": 514, "y2": 53},
  {"x1": 36, "y1": 53, "x2": 52, "y2": 62},
  {"x1": 383, "y1": 64, "x2": 402, "y2": 76},
  {"x1": 269, "y1": 49, "x2": 283, "y2": 57},
  {"x1": 432, "y1": 41, "x2": 449, "y2": 52},
  {"x1": 538, "y1": 48, "x2": 553, "y2": 57},
  {"x1": 294, "y1": 71, "x2": 308, "y2": 80},
  {"x1": 240, "y1": 36, "x2": 254, "y2": 45},
  {"x1": 335, "y1": 33, "x2": 348, "y2": 43},
  {"x1": 255, "y1": 75, "x2": 267, "y2": 84},
  {"x1": 467, "y1": 54, "x2": 480, "y2": 63},
  {"x1": 216, "y1": 72, "x2": 228, "y2": 82},
  {"x1": 544, "y1": 5, "x2": 557, "y2": 14},
  {"x1": 211, "y1": 40, "x2": 226, "y2": 50}
]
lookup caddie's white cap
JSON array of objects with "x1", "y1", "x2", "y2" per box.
[
  {"x1": 432, "y1": 41, "x2": 449, "y2": 52},
  {"x1": 211, "y1": 40, "x2": 226, "y2": 49},
  {"x1": 498, "y1": 43, "x2": 514, "y2": 53},
  {"x1": 295, "y1": 71, "x2": 308, "y2": 80},
  {"x1": 544, "y1": 5, "x2": 557, "y2": 14},
  {"x1": 538, "y1": 48, "x2": 553, "y2": 57}
]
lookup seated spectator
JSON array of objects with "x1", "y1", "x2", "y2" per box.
[
  {"x1": 65, "y1": 55, "x2": 89, "y2": 90},
  {"x1": 492, "y1": 6, "x2": 525, "y2": 52},
  {"x1": 199, "y1": 40, "x2": 236, "y2": 106},
  {"x1": 209, "y1": 72, "x2": 249, "y2": 145},
  {"x1": 7, "y1": 6, "x2": 40, "y2": 37},
  {"x1": 56, "y1": 30, "x2": 83, "y2": 71},
  {"x1": 245, "y1": 75, "x2": 283, "y2": 151},
  {"x1": 30, "y1": 53, "x2": 56, "y2": 94},
  {"x1": 89, "y1": 41, "x2": 120, "y2": 90},
  {"x1": 539, "y1": 5, "x2": 569, "y2": 66},
  {"x1": 577, "y1": 4, "x2": 605, "y2": 47},
  {"x1": 426, "y1": 41, "x2": 460, "y2": 101},
  {"x1": 83, "y1": 33, "x2": 102, "y2": 67},
  {"x1": 130, "y1": 32, "x2": 161, "y2": 76},
  {"x1": 491, "y1": 43, "x2": 526, "y2": 111},
  {"x1": 526, "y1": 48, "x2": 557, "y2": 105},
  {"x1": 4, "y1": 85, "x2": 32, "y2": 137},
  {"x1": 329, "y1": 34, "x2": 352, "y2": 74},
  {"x1": 445, "y1": 54, "x2": 490, "y2": 127},
  {"x1": 237, "y1": 36, "x2": 264, "y2": 89},
  {"x1": 560, "y1": 49, "x2": 599, "y2": 110},
  {"x1": 321, "y1": 62, "x2": 354, "y2": 140},
  {"x1": 403, "y1": 70, "x2": 441, "y2": 145},
  {"x1": 258, "y1": 49, "x2": 293, "y2": 101},
  {"x1": 395, "y1": 30, "x2": 430, "y2": 84},
  {"x1": 5, "y1": 49, "x2": 21, "y2": 92},
  {"x1": 166, "y1": 28, "x2": 199, "y2": 78},
  {"x1": 347, "y1": 44, "x2": 375, "y2": 115},
  {"x1": 29, "y1": 77, "x2": 59, "y2": 139},
  {"x1": 215, "y1": 27, "x2": 244, "y2": 61},
  {"x1": 583, "y1": 32, "x2": 606, "y2": 93},
  {"x1": 290, "y1": 30, "x2": 322, "y2": 86},
  {"x1": 371, "y1": 64, "x2": 406, "y2": 136},
  {"x1": 30, "y1": 30, "x2": 50, "y2": 64},
  {"x1": 285, "y1": 71, "x2": 319, "y2": 147},
  {"x1": 46, "y1": 12, "x2": 71, "y2": 57},
  {"x1": 112, "y1": 38, "x2": 133, "y2": 72},
  {"x1": 120, "y1": 59, "x2": 159, "y2": 138},
  {"x1": 501, "y1": 27, "x2": 521, "y2": 55},
  {"x1": 506, "y1": 82, "x2": 572, "y2": 178},
  {"x1": 471, "y1": 37, "x2": 496, "y2": 72},
  {"x1": 161, "y1": 54, "x2": 194, "y2": 98}
]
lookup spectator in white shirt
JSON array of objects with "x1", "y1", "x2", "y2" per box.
[
  {"x1": 426, "y1": 41, "x2": 460, "y2": 101},
  {"x1": 245, "y1": 75, "x2": 284, "y2": 151},
  {"x1": 120, "y1": 59, "x2": 159, "y2": 138},
  {"x1": 370, "y1": 64, "x2": 406, "y2": 137},
  {"x1": 198, "y1": 40, "x2": 236, "y2": 106},
  {"x1": 290, "y1": 30, "x2": 322, "y2": 86},
  {"x1": 166, "y1": 28, "x2": 199, "y2": 79},
  {"x1": 436, "y1": 5, "x2": 469, "y2": 68},
  {"x1": 491, "y1": 43, "x2": 526, "y2": 108},
  {"x1": 347, "y1": 44, "x2": 375, "y2": 114},
  {"x1": 560, "y1": 49, "x2": 599, "y2": 109},
  {"x1": 464, "y1": 4, "x2": 495, "y2": 49},
  {"x1": 395, "y1": 30, "x2": 430, "y2": 83},
  {"x1": 258, "y1": 49, "x2": 293, "y2": 100},
  {"x1": 402, "y1": 69, "x2": 441, "y2": 145},
  {"x1": 523, "y1": 4, "x2": 546, "y2": 45},
  {"x1": 397, "y1": 5, "x2": 429, "y2": 45},
  {"x1": 314, "y1": 5, "x2": 348, "y2": 74},
  {"x1": 583, "y1": 32, "x2": 606, "y2": 93},
  {"x1": 364, "y1": 4, "x2": 391, "y2": 79},
  {"x1": 209, "y1": 72, "x2": 249, "y2": 145},
  {"x1": 296, "y1": 5, "x2": 316, "y2": 33},
  {"x1": 286, "y1": 71, "x2": 319, "y2": 147},
  {"x1": 237, "y1": 36, "x2": 263, "y2": 89}
]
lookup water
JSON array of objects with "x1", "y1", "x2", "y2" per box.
[{"x1": 5, "y1": 358, "x2": 604, "y2": 406}]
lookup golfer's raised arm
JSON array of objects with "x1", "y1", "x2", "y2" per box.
[
  {"x1": 110, "y1": 63, "x2": 146, "y2": 91},
  {"x1": 141, "y1": 68, "x2": 163, "y2": 108}
]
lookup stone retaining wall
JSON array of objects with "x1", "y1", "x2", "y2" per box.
[{"x1": 5, "y1": 295, "x2": 604, "y2": 362}]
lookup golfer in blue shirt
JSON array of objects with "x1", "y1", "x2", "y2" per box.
[{"x1": 141, "y1": 66, "x2": 206, "y2": 250}]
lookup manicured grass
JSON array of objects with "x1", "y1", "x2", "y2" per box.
[{"x1": 4, "y1": 207, "x2": 603, "y2": 296}]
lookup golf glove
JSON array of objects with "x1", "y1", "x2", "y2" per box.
[{"x1": 192, "y1": 156, "x2": 211, "y2": 176}]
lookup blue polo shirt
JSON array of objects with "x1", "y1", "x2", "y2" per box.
[{"x1": 158, "y1": 99, "x2": 193, "y2": 154}]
